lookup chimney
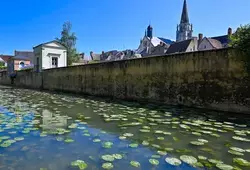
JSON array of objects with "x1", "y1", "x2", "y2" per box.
[
  {"x1": 228, "y1": 27, "x2": 232, "y2": 36},
  {"x1": 90, "y1": 51, "x2": 93, "y2": 60},
  {"x1": 160, "y1": 42, "x2": 163, "y2": 46},
  {"x1": 198, "y1": 33, "x2": 203, "y2": 45},
  {"x1": 81, "y1": 53, "x2": 85, "y2": 59}
]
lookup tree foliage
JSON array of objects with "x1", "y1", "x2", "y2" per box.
[
  {"x1": 56, "y1": 21, "x2": 80, "y2": 66},
  {"x1": 230, "y1": 24, "x2": 250, "y2": 73},
  {"x1": 230, "y1": 24, "x2": 250, "y2": 55}
]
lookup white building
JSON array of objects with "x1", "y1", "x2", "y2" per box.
[
  {"x1": 135, "y1": 25, "x2": 174, "y2": 57},
  {"x1": 33, "y1": 40, "x2": 67, "y2": 72}
]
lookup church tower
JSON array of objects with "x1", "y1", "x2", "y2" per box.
[
  {"x1": 146, "y1": 25, "x2": 153, "y2": 38},
  {"x1": 176, "y1": 0, "x2": 193, "y2": 42}
]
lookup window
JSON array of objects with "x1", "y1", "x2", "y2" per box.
[
  {"x1": 19, "y1": 61, "x2": 25, "y2": 69},
  {"x1": 52, "y1": 57, "x2": 58, "y2": 68}
]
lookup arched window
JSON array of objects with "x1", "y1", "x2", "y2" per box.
[{"x1": 19, "y1": 61, "x2": 25, "y2": 69}]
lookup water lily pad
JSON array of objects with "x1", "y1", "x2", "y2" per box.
[
  {"x1": 130, "y1": 161, "x2": 140, "y2": 167},
  {"x1": 198, "y1": 156, "x2": 207, "y2": 160},
  {"x1": 180, "y1": 124, "x2": 190, "y2": 129},
  {"x1": 101, "y1": 155, "x2": 115, "y2": 162},
  {"x1": 210, "y1": 133, "x2": 220, "y2": 138},
  {"x1": 123, "y1": 133, "x2": 133, "y2": 137},
  {"x1": 119, "y1": 136, "x2": 126, "y2": 140},
  {"x1": 93, "y1": 139, "x2": 101, "y2": 143},
  {"x1": 173, "y1": 137, "x2": 179, "y2": 141},
  {"x1": 83, "y1": 133, "x2": 90, "y2": 136},
  {"x1": 0, "y1": 136, "x2": 10, "y2": 140},
  {"x1": 198, "y1": 139, "x2": 208, "y2": 143},
  {"x1": 216, "y1": 163, "x2": 233, "y2": 170},
  {"x1": 233, "y1": 158, "x2": 250, "y2": 166},
  {"x1": 102, "y1": 162, "x2": 114, "y2": 169},
  {"x1": 140, "y1": 129, "x2": 150, "y2": 133},
  {"x1": 0, "y1": 141, "x2": 11, "y2": 148},
  {"x1": 192, "y1": 132, "x2": 202, "y2": 136},
  {"x1": 165, "y1": 157, "x2": 182, "y2": 166},
  {"x1": 71, "y1": 160, "x2": 88, "y2": 169},
  {"x1": 112, "y1": 154, "x2": 122, "y2": 160},
  {"x1": 64, "y1": 139, "x2": 74, "y2": 143},
  {"x1": 157, "y1": 137, "x2": 164, "y2": 140},
  {"x1": 142, "y1": 141, "x2": 149, "y2": 146},
  {"x1": 228, "y1": 150, "x2": 244, "y2": 156},
  {"x1": 180, "y1": 155, "x2": 197, "y2": 165},
  {"x1": 102, "y1": 142, "x2": 113, "y2": 149},
  {"x1": 190, "y1": 141, "x2": 204, "y2": 146},
  {"x1": 208, "y1": 159, "x2": 223, "y2": 164},
  {"x1": 149, "y1": 159, "x2": 159, "y2": 165},
  {"x1": 14, "y1": 137, "x2": 24, "y2": 141},
  {"x1": 129, "y1": 143, "x2": 138, "y2": 148},
  {"x1": 149, "y1": 154, "x2": 160, "y2": 159},
  {"x1": 232, "y1": 136, "x2": 250, "y2": 142},
  {"x1": 230, "y1": 147, "x2": 245, "y2": 153},
  {"x1": 157, "y1": 150, "x2": 167, "y2": 156}
]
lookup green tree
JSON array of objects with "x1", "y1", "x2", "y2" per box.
[
  {"x1": 56, "y1": 21, "x2": 80, "y2": 66},
  {"x1": 230, "y1": 24, "x2": 250, "y2": 55},
  {"x1": 230, "y1": 24, "x2": 250, "y2": 73}
]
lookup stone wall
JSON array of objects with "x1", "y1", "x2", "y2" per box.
[{"x1": 1, "y1": 48, "x2": 250, "y2": 113}]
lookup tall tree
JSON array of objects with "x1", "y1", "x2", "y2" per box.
[
  {"x1": 230, "y1": 24, "x2": 250, "y2": 73},
  {"x1": 56, "y1": 21, "x2": 80, "y2": 66}
]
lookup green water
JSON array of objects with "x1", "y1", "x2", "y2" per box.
[{"x1": 0, "y1": 86, "x2": 250, "y2": 170}]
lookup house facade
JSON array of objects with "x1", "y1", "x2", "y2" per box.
[
  {"x1": 33, "y1": 41, "x2": 67, "y2": 72},
  {"x1": 136, "y1": 25, "x2": 174, "y2": 57},
  {"x1": 198, "y1": 37, "x2": 223, "y2": 51},
  {"x1": 166, "y1": 38, "x2": 198, "y2": 54},
  {"x1": 14, "y1": 51, "x2": 34, "y2": 64}
]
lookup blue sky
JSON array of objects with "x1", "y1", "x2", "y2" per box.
[{"x1": 0, "y1": 0, "x2": 249, "y2": 59}]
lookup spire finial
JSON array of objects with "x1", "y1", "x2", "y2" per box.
[{"x1": 181, "y1": 0, "x2": 189, "y2": 23}]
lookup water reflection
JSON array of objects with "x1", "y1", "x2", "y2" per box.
[
  {"x1": 41, "y1": 109, "x2": 68, "y2": 130},
  {"x1": 0, "y1": 87, "x2": 250, "y2": 170}
]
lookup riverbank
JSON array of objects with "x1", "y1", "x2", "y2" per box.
[{"x1": 0, "y1": 48, "x2": 250, "y2": 114}]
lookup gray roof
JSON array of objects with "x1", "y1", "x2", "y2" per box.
[
  {"x1": 15, "y1": 51, "x2": 34, "y2": 61},
  {"x1": 33, "y1": 40, "x2": 66, "y2": 49},
  {"x1": 207, "y1": 38, "x2": 223, "y2": 49},
  {"x1": 181, "y1": 0, "x2": 189, "y2": 23},
  {"x1": 166, "y1": 39, "x2": 192, "y2": 54}
]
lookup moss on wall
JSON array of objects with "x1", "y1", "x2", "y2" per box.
[{"x1": 1, "y1": 48, "x2": 250, "y2": 113}]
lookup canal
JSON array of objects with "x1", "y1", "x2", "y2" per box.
[{"x1": 0, "y1": 86, "x2": 250, "y2": 170}]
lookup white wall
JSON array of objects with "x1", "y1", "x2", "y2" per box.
[
  {"x1": 33, "y1": 42, "x2": 67, "y2": 72},
  {"x1": 42, "y1": 47, "x2": 67, "y2": 69},
  {"x1": 198, "y1": 39, "x2": 214, "y2": 51},
  {"x1": 186, "y1": 38, "x2": 198, "y2": 52}
]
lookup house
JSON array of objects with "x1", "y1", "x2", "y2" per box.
[
  {"x1": 89, "y1": 49, "x2": 142, "y2": 62},
  {"x1": 14, "y1": 51, "x2": 34, "y2": 64},
  {"x1": 90, "y1": 51, "x2": 101, "y2": 61},
  {"x1": 72, "y1": 53, "x2": 89, "y2": 65},
  {"x1": 135, "y1": 25, "x2": 174, "y2": 57},
  {"x1": 33, "y1": 40, "x2": 67, "y2": 72},
  {"x1": 210, "y1": 27, "x2": 232, "y2": 47},
  {"x1": 198, "y1": 37, "x2": 223, "y2": 51},
  {"x1": 0, "y1": 55, "x2": 12, "y2": 67},
  {"x1": 198, "y1": 28, "x2": 233, "y2": 51},
  {"x1": 7, "y1": 55, "x2": 32, "y2": 73},
  {"x1": 151, "y1": 42, "x2": 170, "y2": 56},
  {"x1": 166, "y1": 38, "x2": 198, "y2": 54}
]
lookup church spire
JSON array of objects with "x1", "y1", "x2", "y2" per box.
[{"x1": 180, "y1": 0, "x2": 189, "y2": 23}]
